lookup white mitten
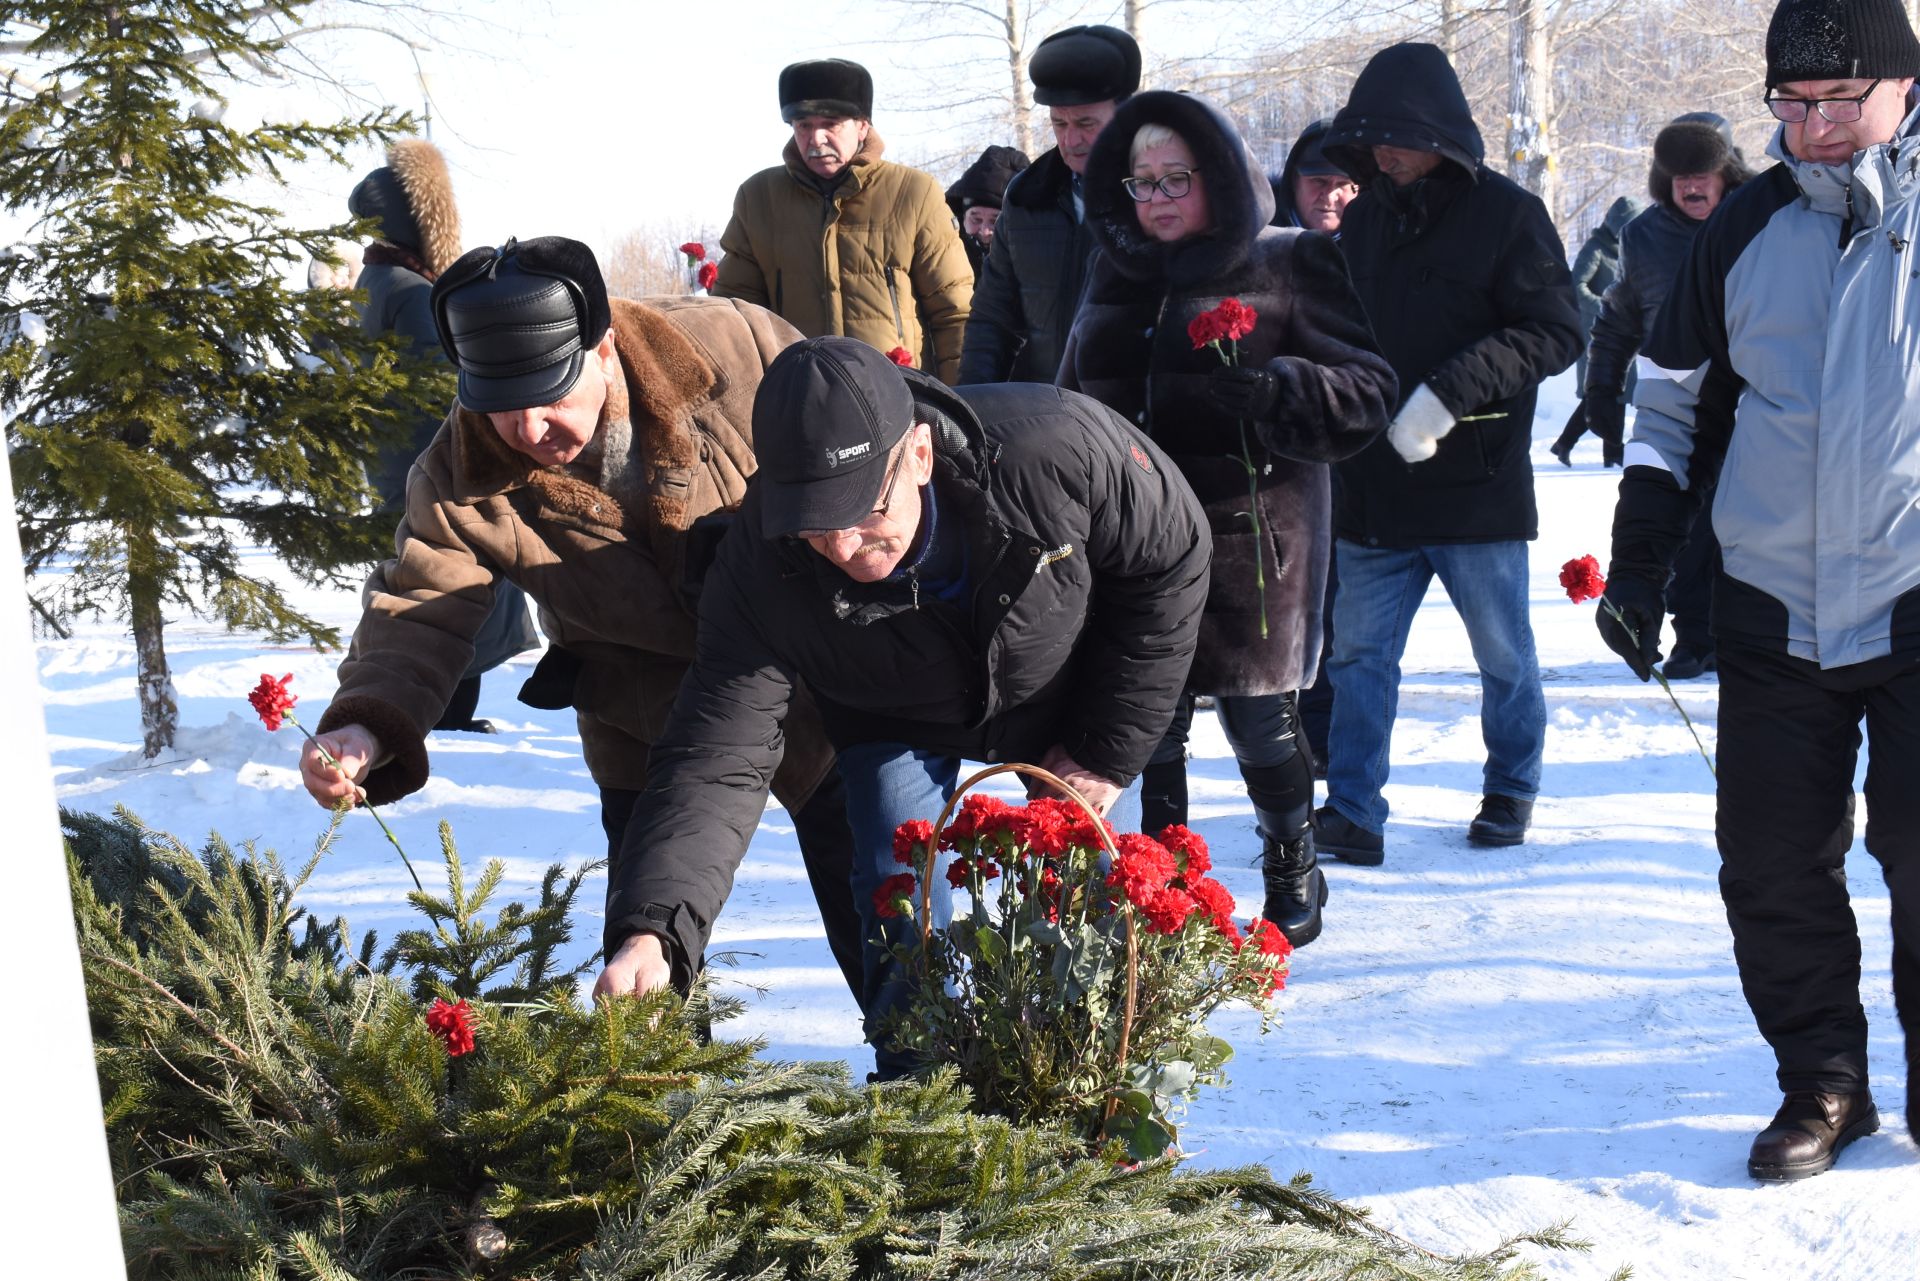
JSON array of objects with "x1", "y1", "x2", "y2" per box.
[{"x1": 1386, "y1": 383, "x2": 1457, "y2": 463}]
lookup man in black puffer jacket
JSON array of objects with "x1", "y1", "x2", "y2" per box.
[
  {"x1": 593, "y1": 337, "x2": 1209, "y2": 1079},
  {"x1": 958, "y1": 24, "x2": 1140, "y2": 383},
  {"x1": 1314, "y1": 42, "x2": 1582, "y2": 863}
]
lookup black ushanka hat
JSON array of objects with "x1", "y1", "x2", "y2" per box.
[
  {"x1": 1030, "y1": 24, "x2": 1141, "y2": 107},
  {"x1": 779, "y1": 58, "x2": 874, "y2": 121},
  {"x1": 431, "y1": 236, "x2": 611, "y2": 415}
]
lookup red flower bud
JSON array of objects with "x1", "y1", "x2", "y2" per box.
[
  {"x1": 886, "y1": 346, "x2": 914, "y2": 367},
  {"x1": 679, "y1": 241, "x2": 707, "y2": 262},
  {"x1": 696, "y1": 260, "x2": 718, "y2": 291}
]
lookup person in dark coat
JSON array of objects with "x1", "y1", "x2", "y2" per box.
[
  {"x1": 1565, "y1": 194, "x2": 1643, "y2": 390},
  {"x1": 958, "y1": 24, "x2": 1140, "y2": 383},
  {"x1": 1312, "y1": 42, "x2": 1582, "y2": 864},
  {"x1": 348, "y1": 139, "x2": 538, "y2": 733},
  {"x1": 592, "y1": 337, "x2": 1210, "y2": 1079},
  {"x1": 1571, "y1": 113, "x2": 1755, "y2": 681},
  {"x1": 1059, "y1": 91, "x2": 1396, "y2": 946},
  {"x1": 946, "y1": 144, "x2": 1030, "y2": 279},
  {"x1": 1270, "y1": 117, "x2": 1359, "y2": 234}
]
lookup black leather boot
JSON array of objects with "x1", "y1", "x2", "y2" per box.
[
  {"x1": 1259, "y1": 822, "x2": 1328, "y2": 948},
  {"x1": 1747, "y1": 1090, "x2": 1878, "y2": 1180}
]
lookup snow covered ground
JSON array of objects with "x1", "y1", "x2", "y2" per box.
[{"x1": 37, "y1": 373, "x2": 1917, "y2": 1280}]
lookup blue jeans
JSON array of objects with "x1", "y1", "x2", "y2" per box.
[
  {"x1": 837, "y1": 741, "x2": 1140, "y2": 1079},
  {"x1": 1323, "y1": 539, "x2": 1545, "y2": 834}
]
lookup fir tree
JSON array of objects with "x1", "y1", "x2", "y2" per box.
[
  {"x1": 65, "y1": 807, "x2": 1610, "y2": 1280},
  {"x1": 0, "y1": 1, "x2": 451, "y2": 757}
]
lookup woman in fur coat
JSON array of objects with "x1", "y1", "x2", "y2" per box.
[{"x1": 1059, "y1": 91, "x2": 1395, "y2": 945}]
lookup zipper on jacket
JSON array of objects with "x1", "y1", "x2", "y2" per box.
[
  {"x1": 1839, "y1": 184, "x2": 1855, "y2": 248},
  {"x1": 885, "y1": 265, "x2": 906, "y2": 342}
]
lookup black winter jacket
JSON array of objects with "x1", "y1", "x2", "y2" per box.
[
  {"x1": 958, "y1": 148, "x2": 1096, "y2": 383},
  {"x1": 1585, "y1": 201, "x2": 1700, "y2": 405},
  {"x1": 605, "y1": 374, "x2": 1209, "y2": 975},
  {"x1": 1323, "y1": 42, "x2": 1582, "y2": 546},
  {"x1": 1061, "y1": 92, "x2": 1395, "y2": 695}
]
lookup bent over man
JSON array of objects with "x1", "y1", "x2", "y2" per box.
[
  {"x1": 299, "y1": 237, "x2": 864, "y2": 1003},
  {"x1": 1600, "y1": 0, "x2": 1920, "y2": 1179},
  {"x1": 595, "y1": 337, "x2": 1209, "y2": 1079}
]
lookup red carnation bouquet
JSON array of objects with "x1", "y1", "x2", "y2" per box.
[
  {"x1": 680, "y1": 240, "x2": 715, "y2": 293},
  {"x1": 1189, "y1": 297, "x2": 1271, "y2": 639},
  {"x1": 886, "y1": 765, "x2": 1291, "y2": 1159}
]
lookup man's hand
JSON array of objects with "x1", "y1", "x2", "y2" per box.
[
  {"x1": 1204, "y1": 365, "x2": 1280, "y2": 421},
  {"x1": 1386, "y1": 383, "x2": 1457, "y2": 463},
  {"x1": 592, "y1": 931, "x2": 673, "y2": 1001},
  {"x1": 1595, "y1": 572, "x2": 1665, "y2": 681},
  {"x1": 300, "y1": 724, "x2": 381, "y2": 808},
  {"x1": 1586, "y1": 394, "x2": 1626, "y2": 466},
  {"x1": 1034, "y1": 744, "x2": 1123, "y2": 816}
]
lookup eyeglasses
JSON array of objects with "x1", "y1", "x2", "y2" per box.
[
  {"x1": 1122, "y1": 169, "x2": 1200, "y2": 202},
  {"x1": 793, "y1": 442, "x2": 910, "y2": 541},
  {"x1": 1764, "y1": 79, "x2": 1884, "y2": 123}
]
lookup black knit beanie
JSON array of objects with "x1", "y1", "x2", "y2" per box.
[{"x1": 1766, "y1": 0, "x2": 1920, "y2": 87}]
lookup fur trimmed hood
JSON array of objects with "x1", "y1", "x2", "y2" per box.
[
  {"x1": 348, "y1": 139, "x2": 463, "y2": 276},
  {"x1": 1083, "y1": 91, "x2": 1276, "y2": 287}
]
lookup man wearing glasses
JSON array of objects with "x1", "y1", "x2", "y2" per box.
[
  {"x1": 1599, "y1": 0, "x2": 1920, "y2": 1179},
  {"x1": 594, "y1": 336, "x2": 1209, "y2": 1079}
]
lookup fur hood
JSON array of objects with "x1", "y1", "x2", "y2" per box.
[
  {"x1": 1083, "y1": 90, "x2": 1276, "y2": 288},
  {"x1": 347, "y1": 138, "x2": 463, "y2": 276}
]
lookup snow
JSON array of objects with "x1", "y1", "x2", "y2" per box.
[{"x1": 37, "y1": 372, "x2": 1916, "y2": 1279}]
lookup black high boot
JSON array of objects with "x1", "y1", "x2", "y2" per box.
[
  {"x1": 1259, "y1": 815, "x2": 1327, "y2": 947},
  {"x1": 1140, "y1": 757, "x2": 1189, "y2": 835}
]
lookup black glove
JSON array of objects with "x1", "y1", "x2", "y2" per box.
[
  {"x1": 1204, "y1": 365, "x2": 1280, "y2": 420},
  {"x1": 1585, "y1": 394, "x2": 1626, "y2": 465},
  {"x1": 1595, "y1": 571, "x2": 1664, "y2": 682}
]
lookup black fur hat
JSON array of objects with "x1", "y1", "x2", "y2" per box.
[
  {"x1": 946, "y1": 145, "x2": 1031, "y2": 219},
  {"x1": 1030, "y1": 24, "x2": 1141, "y2": 106},
  {"x1": 779, "y1": 58, "x2": 874, "y2": 122},
  {"x1": 1648, "y1": 113, "x2": 1756, "y2": 206}
]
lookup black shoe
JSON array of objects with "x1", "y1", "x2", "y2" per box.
[
  {"x1": 1549, "y1": 442, "x2": 1573, "y2": 468},
  {"x1": 1467, "y1": 794, "x2": 1532, "y2": 847},
  {"x1": 434, "y1": 718, "x2": 499, "y2": 734},
  {"x1": 1748, "y1": 1090, "x2": 1879, "y2": 1180},
  {"x1": 1312, "y1": 805, "x2": 1384, "y2": 866},
  {"x1": 1662, "y1": 648, "x2": 1716, "y2": 680},
  {"x1": 1260, "y1": 829, "x2": 1328, "y2": 947}
]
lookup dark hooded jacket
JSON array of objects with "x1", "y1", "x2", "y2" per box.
[
  {"x1": 1585, "y1": 115, "x2": 1755, "y2": 407},
  {"x1": 1572, "y1": 196, "x2": 1642, "y2": 321},
  {"x1": 958, "y1": 147, "x2": 1098, "y2": 383},
  {"x1": 1269, "y1": 117, "x2": 1339, "y2": 230},
  {"x1": 1058, "y1": 92, "x2": 1396, "y2": 695},
  {"x1": 1322, "y1": 43, "x2": 1582, "y2": 547},
  {"x1": 348, "y1": 139, "x2": 464, "y2": 509},
  {"x1": 603, "y1": 373, "x2": 1209, "y2": 977},
  {"x1": 946, "y1": 144, "x2": 1030, "y2": 279}
]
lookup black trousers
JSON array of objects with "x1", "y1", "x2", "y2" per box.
[
  {"x1": 600, "y1": 769, "x2": 865, "y2": 1005},
  {"x1": 1716, "y1": 642, "x2": 1920, "y2": 1095},
  {"x1": 1142, "y1": 691, "x2": 1314, "y2": 839}
]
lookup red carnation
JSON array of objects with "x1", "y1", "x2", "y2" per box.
[
  {"x1": 1187, "y1": 874, "x2": 1238, "y2": 935},
  {"x1": 874, "y1": 871, "x2": 918, "y2": 919},
  {"x1": 247, "y1": 672, "x2": 297, "y2": 731},
  {"x1": 1013, "y1": 797, "x2": 1074, "y2": 858},
  {"x1": 1138, "y1": 886, "x2": 1198, "y2": 935},
  {"x1": 425, "y1": 997, "x2": 476, "y2": 1056},
  {"x1": 1243, "y1": 917, "x2": 1293, "y2": 997},
  {"x1": 886, "y1": 346, "x2": 914, "y2": 367},
  {"x1": 946, "y1": 853, "x2": 1002, "y2": 890},
  {"x1": 893, "y1": 818, "x2": 934, "y2": 866},
  {"x1": 1560, "y1": 554, "x2": 1607, "y2": 604},
  {"x1": 1157, "y1": 824, "x2": 1212, "y2": 878},
  {"x1": 1189, "y1": 297, "x2": 1258, "y2": 350},
  {"x1": 1106, "y1": 832, "x2": 1178, "y2": 908},
  {"x1": 696, "y1": 260, "x2": 719, "y2": 291},
  {"x1": 679, "y1": 241, "x2": 707, "y2": 262}
]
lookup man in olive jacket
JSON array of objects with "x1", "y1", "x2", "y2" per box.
[
  {"x1": 714, "y1": 59, "x2": 974, "y2": 383},
  {"x1": 299, "y1": 237, "x2": 864, "y2": 1003},
  {"x1": 594, "y1": 337, "x2": 1209, "y2": 1078}
]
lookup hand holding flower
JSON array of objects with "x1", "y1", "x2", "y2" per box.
[{"x1": 299, "y1": 723, "x2": 382, "y2": 807}]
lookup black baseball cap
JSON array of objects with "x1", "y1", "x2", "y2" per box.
[
  {"x1": 430, "y1": 236, "x2": 611, "y2": 415},
  {"x1": 753, "y1": 337, "x2": 916, "y2": 538}
]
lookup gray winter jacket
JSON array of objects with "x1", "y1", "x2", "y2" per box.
[{"x1": 1623, "y1": 100, "x2": 1920, "y2": 669}]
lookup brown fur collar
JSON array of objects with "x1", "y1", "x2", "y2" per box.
[
  {"x1": 782, "y1": 127, "x2": 887, "y2": 186},
  {"x1": 387, "y1": 139, "x2": 463, "y2": 275},
  {"x1": 449, "y1": 299, "x2": 717, "y2": 545}
]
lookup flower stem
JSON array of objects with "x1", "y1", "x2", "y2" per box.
[
  {"x1": 1216, "y1": 337, "x2": 1269, "y2": 641},
  {"x1": 286, "y1": 713, "x2": 425, "y2": 892},
  {"x1": 1602, "y1": 601, "x2": 1717, "y2": 778}
]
